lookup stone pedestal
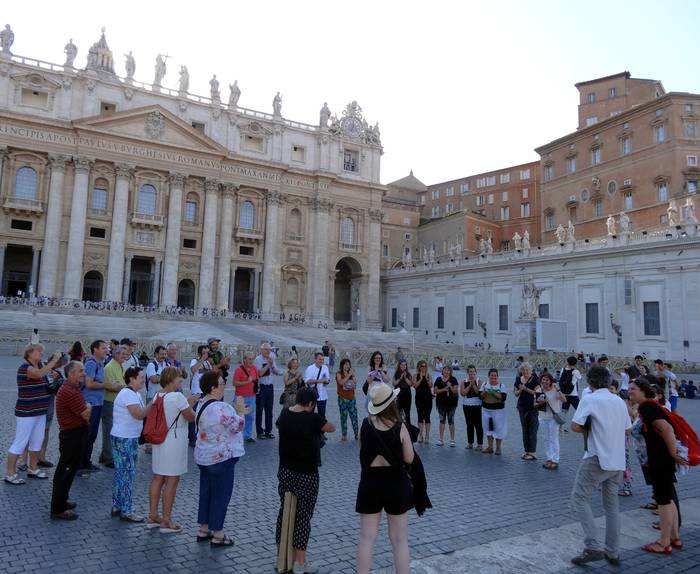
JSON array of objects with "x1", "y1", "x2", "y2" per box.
[
  {"x1": 684, "y1": 223, "x2": 698, "y2": 237},
  {"x1": 512, "y1": 319, "x2": 536, "y2": 353}
]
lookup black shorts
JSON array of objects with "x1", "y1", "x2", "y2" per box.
[
  {"x1": 562, "y1": 394, "x2": 579, "y2": 411},
  {"x1": 355, "y1": 467, "x2": 413, "y2": 515},
  {"x1": 415, "y1": 400, "x2": 432, "y2": 423},
  {"x1": 648, "y1": 465, "x2": 677, "y2": 505}
]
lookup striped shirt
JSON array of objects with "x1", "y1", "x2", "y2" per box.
[{"x1": 15, "y1": 362, "x2": 50, "y2": 417}]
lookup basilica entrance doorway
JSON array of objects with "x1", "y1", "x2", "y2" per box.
[
  {"x1": 82, "y1": 271, "x2": 103, "y2": 302},
  {"x1": 128, "y1": 258, "x2": 153, "y2": 306},
  {"x1": 177, "y1": 279, "x2": 195, "y2": 308},
  {"x1": 334, "y1": 257, "x2": 362, "y2": 328},
  {"x1": 233, "y1": 268, "x2": 255, "y2": 313},
  {"x1": 1, "y1": 245, "x2": 33, "y2": 297}
]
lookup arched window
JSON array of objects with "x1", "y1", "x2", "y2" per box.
[
  {"x1": 184, "y1": 193, "x2": 198, "y2": 223},
  {"x1": 177, "y1": 279, "x2": 196, "y2": 308},
  {"x1": 15, "y1": 166, "x2": 37, "y2": 200},
  {"x1": 341, "y1": 216, "x2": 355, "y2": 246},
  {"x1": 288, "y1": 208, "x2": 302, "y2": 238},
  {"x1": 239, "y1": 200, "x2": 254, "y2": 229},
  {"x1": 92, "y1": 178, "x2": 109, "y2": 211},
  {"x1": 137, "y1": 184, "x2": 157, "y2": 215},
  {"x1": 286, "y1": 277, "x2": 299, "y2": 305}
]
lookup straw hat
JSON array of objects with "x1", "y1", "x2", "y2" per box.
[{"x1": 367, "y1": 382, "x2": 400, "y2": 415}]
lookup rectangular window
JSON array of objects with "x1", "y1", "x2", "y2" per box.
[
  {"x1": 621, "y1": 136, "x2": 631, "y2": 155},
  {"x1": 420, "y1": 195, "x2": 425, "y2": 205},
  {"x1": 569, "y1": 205, "x2": 577, "y2": 222},
  {"x1": 566, "y1": 156, "x2": 577, "y2": 173},
  {"x1": 624, "y1": 191, "x2": 633, "y2": 211},
  {"x1": 437, "y1": 306, "x2": 445, "y2": 329},
  {"x1": 501, "y1": 191, "x2": 508, "y2": 202},
  {"x1": 239, "y1": 245, "x2": 254, "y2": 256},
  {"x1": 657, "y1": 182, "x2": 668, "y2": 202},
  {"x1": 519, "y1": 169, "x2": 531, "y2": 180},
  {"x1": 624, "y1": 278, "x2": 633, "y2": 305},
  {"x1": 382, "y1": 244, "x2": 389, "y2": 257},
  {"x1": 21, "y1": 88, "x2": 49, "y2": 108},
  {"x1": 343, "y1": 149, "x2": 359, "y2": 172},
  {"x1": 587, "y1": 92, "x2": 596, "y2": 104},
  {"x1": 688, "y1": 155, "x2": 698, "y2": 167},
  {"x1": 609, "y1": 87, "x2": 617, "y2": 98},
  {"x1": 487, "y1": 175, "x2": 496, "y2": 186},
  {"x1": 404, "y1": 232, "x2": 412, "y2": 240},
  {"x1": 643, "y1": 301, "x2": 661, "y2": 336},
  {"x1": 685, "y1": 121, "x2": 697, "y2": 138},
  {"x1": 544, "y1": 164, "x2": 554, "y2": 182},
  {"x1": 500, "y1": 206, "x2": 510, "y2": 220},
  {"x1": 432, "y1": 190, "x2": 439, "y2": 200},
  {"x1": 183, "y1": 238, "x2": 197, "y2": 249},
  {"x1": 89, "y1": 227, "x2": 106, "y2": 238},
  {"x1": 500, "y1": 173, "x2": 510, "y2": 184},
  {"x1": 545, "y1": 213, "x2": 555, "y2": 229},
  {"x1": 476, "y1": 195, "x2": 485, "y2": 206},
  {"x1": 521, "y1": 202, "x2": 530, "y2": 217},
  {"x1": 243, "y1": 134, "x2": 264, "y2": 152},
  {"x1": 391, "y1": 307, "x2": 398, "y2": 328},
  {"x1": 501, "y1": 240, "x2": 510, "y2": 251},
  {"x1": 460, "y1": 182, "x2": 470, "y2": 193},
  {"x1": 446, "y1": 203, "x2": 453, "y2": 214},
  {"x1": 192, "y1": 121, "x2": 206, "y2": 134},
  {"x1": 446, "y1": 186, "x2": 454, "y2": 196},
  {"x1": 412, "y1": 307, "x2": 420, "y2": 329},
  {"x1": 522, "y1": 188, "x2": 529, "y2": 198},
  {"x1": 11, "y1": 219, "x2": 32, "y2": 231},
  {"x1": 291, "y1": 145, "x2": 305, "y2": 162},
  {"x1": 92, "y1": 188, "x2": 108, "y2": 210},
  {"x1": 660, "y1": 214, "x2": 668, "y2": 225},
  {"x1": 593, "y1": 199, "x2": 603, "y2": 217},
  {"x1": 586, "y1": 116, "x2": 598, "y2": 127},
  {"x1": 498, "y1": 305, "x2": 509, "y2": 331},
  {"x1": 431, "y1": 206, "x2": 439, "y2": 218},
  {"x1": 184, "y1": 201, "x2": 198, "y2": 223},
  {"x1": 476, "y1": 178, "x2": 486, "y2": 188},
  {"x1": 591, "y1": 147, "x2": 601, "y2": 165},
  {"x1": 688, "y1": 180, "x2": 698, "y2": 194},
  {"x1": 654, "y1": 124, "x2": 666, "y2": 144},
  {"x1": 465, "y1": 305, "x2": 474, "y2": 330},
  {"x1": 488, "y1": 194, "x2": 494, "y2": 204},
  {"x1": 538, "y1": 303, "x2": 550, "y2": 319},
  {"x1": 585, "y1": 302, "x2": 599, "y2": 334}
]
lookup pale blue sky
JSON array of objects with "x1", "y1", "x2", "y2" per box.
[{"x1": 4, "y1": 1, "x2": 699, "y2": 185}]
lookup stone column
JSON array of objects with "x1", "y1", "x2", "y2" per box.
[
  {"x1": 0, "y1": 147, "x2": 8, "y2": 197},
  {"x1": 366, "y1": 208, "x2": 383, "y2": 329},
  {"x1": 253, "y1": 269, "x2": 261, "y2": 312},
  {"x1": 62, "y1": 157, "x2": 93, "y2": 299},
  {"x1": 122, "y1": 255, "x2": 133, "y2": 303},
  {"x1": 160, "y1": 173, "x2": 185, "y2": 307},
  {"x1": 105, "y1": 164, "x2": 133, "y2": 301},
  {"x1": 38, "y1": 154, "x2": 69, "y2": 297},
  {"x1": 309, "y1": 198, "x2": 332, "y2": 322},
  {"x1": 229, "y1": 266, "x2": 237, "y2": 311},
  {"x1": 198, "y1": 180, "x2": 219, "y2": 309},
  {"x1": 216, "y1": 184, "x2": 236, "y2": 309},
  {"x1": 261, "y1": 190, "x2": 283, "y2": 318},
  {"x1": 0, "y1": 243, "x2": 5, "y2": 291},
  {"x1": 152, "y1": 257, "x2": 162, "y2": 307},
  {"x1": 30, "y1": 247, "x2": 41, "y2": 296}
]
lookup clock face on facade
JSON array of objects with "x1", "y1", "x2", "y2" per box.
[{"x1": 342, "y1": 117, "x2": 362, "y2": 137}]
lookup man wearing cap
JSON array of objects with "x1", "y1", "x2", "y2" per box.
[
  {"x1": 254, "y1": 342, "x2": 281, "y2": 439},
  {"x1": 208, "y1": 338, "x2": 230, "y2": 382}
]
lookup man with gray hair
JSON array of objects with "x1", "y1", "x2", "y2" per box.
[
  {"x1": 100, "y1": 345, "x2": 127, "y2": 468},
  {"x1": 570, "y1": 365, "x2": 631, "y2": 566},
  {"x1": 254, "y1": 342, "x2": 280, "y2": 439}
]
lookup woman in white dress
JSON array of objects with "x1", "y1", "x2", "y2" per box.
[{"x1": 147, "y1": 366, "x2": 197, "y2": 533}]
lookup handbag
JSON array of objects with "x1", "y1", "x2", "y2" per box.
[
  {"x1": 241, "y1": 365, "x2": 259, "y2": 395},
  {"x1": 546, "y1": 397, "x2": 566, "y2": 425}
]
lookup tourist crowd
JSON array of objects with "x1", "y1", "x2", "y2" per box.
[{"x1": 3, "y1": 333, "x2": 696, "y2": 573}]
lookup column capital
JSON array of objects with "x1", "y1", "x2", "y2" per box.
[
  {"x1": 204, "y1": 179, "x2": 220, "y2": 194},
  {"x1": 32, "y1": 245, "x2": 41, "y2": 253},
  {"x1": 48, "y1": 154, "x2": 70, "y2": 171},
  {"x1": 73, "y1": 156, "x2": 94, "y2": 173},
  {"x1": 0, "y1": 145, "x2": 8, "y2": 159},
  {"x1": 222, "y1": 183, "x2": 238, "y2": 198},
  {"x1": 115, "y1": 163, "x2": 135, "y2": 179},
  {"x1": 267, "y1": 189, "x2": 285, "y2": 206},
  {"x1": 154, "y1": 256, "x2": 163, "y2": 265},
  {"x1": 311, "y1": 197, "x2": 333, "y2": 213},
  {"x1": 368, "y1": 208, "x2": 384, "y2": 223},
  {"x1": 168, "y1": 172, "x2": 186, "y2": 187}
]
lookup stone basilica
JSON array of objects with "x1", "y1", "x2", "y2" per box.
[{"x1": 0, "y1": 28, "x2": 384, "y2": 328}]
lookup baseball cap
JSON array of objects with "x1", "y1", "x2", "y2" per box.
[{"x1": 207, "y1": 337, "x2": 221, "y2": 345}]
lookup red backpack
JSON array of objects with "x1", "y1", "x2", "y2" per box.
[
  {"x1": 142, "y1": 394, "x2": 179, "y2": 445},
  {"x1": 642, "y1": 400, "x2": 700, "y2": 466}
]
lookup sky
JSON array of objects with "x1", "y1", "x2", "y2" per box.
[{"x1": 4, "y1": 1, "x2": 700, "y2": 186}]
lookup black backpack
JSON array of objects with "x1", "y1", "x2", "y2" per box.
[{"x1": 559, "y1": 368, "x2": 574, "y2": 395}]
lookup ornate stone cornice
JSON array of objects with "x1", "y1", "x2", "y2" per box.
[
  {"x1": 204, "y1": 179, "x2": 220, "y2": 194},
  {"x1": 48, "y1": 154, "x2": 70, "y2": 172},
  {"x1": 73, "y1": 156, "x2": 94, "y2": 173},
  {"x1": 368, "y1": 208, "x2": 384, "y2": 223},
  {"x1": 115, "y1": 163, "x2": 135, "y2": 180},
  {"x1": 168, "y1": 172, "x2": 186, "y2": 187}
]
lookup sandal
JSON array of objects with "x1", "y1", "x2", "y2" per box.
[
  {"x1": 449, "y1": 440, "x2": 456, "y2": 447},
  {"x1": 642, "y1": 541, "x2": 671, "y2": 554},
  {"x1": 50, "y1": 509, "x2": 78, "y2": 520},
  {"x1": 482, "y1": 448, "x2": 494, "y2": 454},
  {"x1": 159, "y1": 522, "x2": 183, "y2": 534},
  {"x1": 671, "y1": 539, "x2": 683, "y2": 549},
  {"x1": 26, "y1": 469, "x2": 48, "y2": 479},
  {"x1": 436, "y1": 440, "x2": 444, "y2": 446},
  {"x1": 17, "y1": 463, "x2": 28, "y2": 472},
  {"x1": 641, "y1": 502, "x2": 658, "y2": 510},
  {"x1": 494, "y1": 450, "x2": 502, "y2": 455},
  {"x1": 211, "y1": 535, "x2": 234, "y2": 547},
  {"x1": 618, "y1": 490, "x2": 632, "y2": 497},
  {"x1": 652, "y1": 521, "x2": 660, "y2": 530},
  {"x1": 4, "y1": 474, "x2": 26, "y2": 485},
  {"x1": 197, "y1": 530, "x2": 214, "y2": 542},
  {"x1": 145, "y1": 515, "x2": 162, "y2": 529},
  {"x1": 522, "y1": 454, "x2": 535, "y2": 461}
]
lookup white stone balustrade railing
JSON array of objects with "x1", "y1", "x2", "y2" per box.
[{"x1": 2, "y1": 196, "x2": 44, "y2": 211}]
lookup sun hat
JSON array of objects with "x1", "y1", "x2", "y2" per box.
[{"x1": 367, "y1": 383, "x2": 400, "y2": 415}]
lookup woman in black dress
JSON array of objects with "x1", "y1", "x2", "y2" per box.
[
  {"x1": 356, "y1": 383, "x2": 414, "y2": 574},
  {"x1": 629, "y1": 377, "x2": 686, "y2": 554},
  {"x1": 392, "y1": 360, "x2": 412, "y2": 425},
  {"x1": 412, "y1": 360, "x2": 433, "y2": 444}
]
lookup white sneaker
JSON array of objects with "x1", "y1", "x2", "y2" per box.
[{"x1": 292, "y1": 561, "x2": 318, "y2": 574}]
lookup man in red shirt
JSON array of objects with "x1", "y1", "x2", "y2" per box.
[{"x1": 50, "y1": 361, "x2": 91, "y2": 520}]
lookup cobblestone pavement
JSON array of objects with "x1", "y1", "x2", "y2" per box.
[{"x1": 1, "y1": 355, "x2": 699, "y2": 573}]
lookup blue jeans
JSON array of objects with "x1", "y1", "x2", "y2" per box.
[
  {"x1": 256, "y1": 384, "x2": 275, "y2": 435},
  {"x1": 197, "y1": 457, "x2": 238, "y2": 531},
  {"x1": 80, "y1": 404, "x2": 103, "y2": 469},
  {"x1": 670, "y1": 395, "x2": 678, "y2": 411},
  {"x1": 242, "y1": 396, "x2": 256, "y2": 440}
]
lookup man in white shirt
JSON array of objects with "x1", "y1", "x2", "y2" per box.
[
  {"x1": 120, "y1": 338, "x2": 139, "y2": 371},
  {"x1": 654, "y1": 359, "x2": 679, "y2": 411},
  {"x1": 145, "y1": 345, "x2": 167, "y2": 402},
  {"x1": 570, "y1": 366, "x2": 631, "y2": 566},
  {"x1": 304, "y1": 352, "x2": 330, "y2": 418},
  {"x1": 254, "y1": 342, "x2": 280, "y2": 440}
]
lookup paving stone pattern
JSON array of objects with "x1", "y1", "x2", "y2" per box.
[{"x1": 0, "y1": 357, "x2": 699, "y2": 573}]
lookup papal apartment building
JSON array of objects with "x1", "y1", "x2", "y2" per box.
[{"x1": 0, "y1": 28, "x2": 386, "y2": 328}]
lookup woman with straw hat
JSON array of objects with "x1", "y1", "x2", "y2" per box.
[{"x1": 356, "y1": 383, "x2": 415, "y2": 574}]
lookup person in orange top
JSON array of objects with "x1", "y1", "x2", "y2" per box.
[
  {"x1": 336, "y1": 358, "x2": 358, "y2": 441},
  {"x1": 232, "y1": 352, "x2": 258, "y2": 443}
]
